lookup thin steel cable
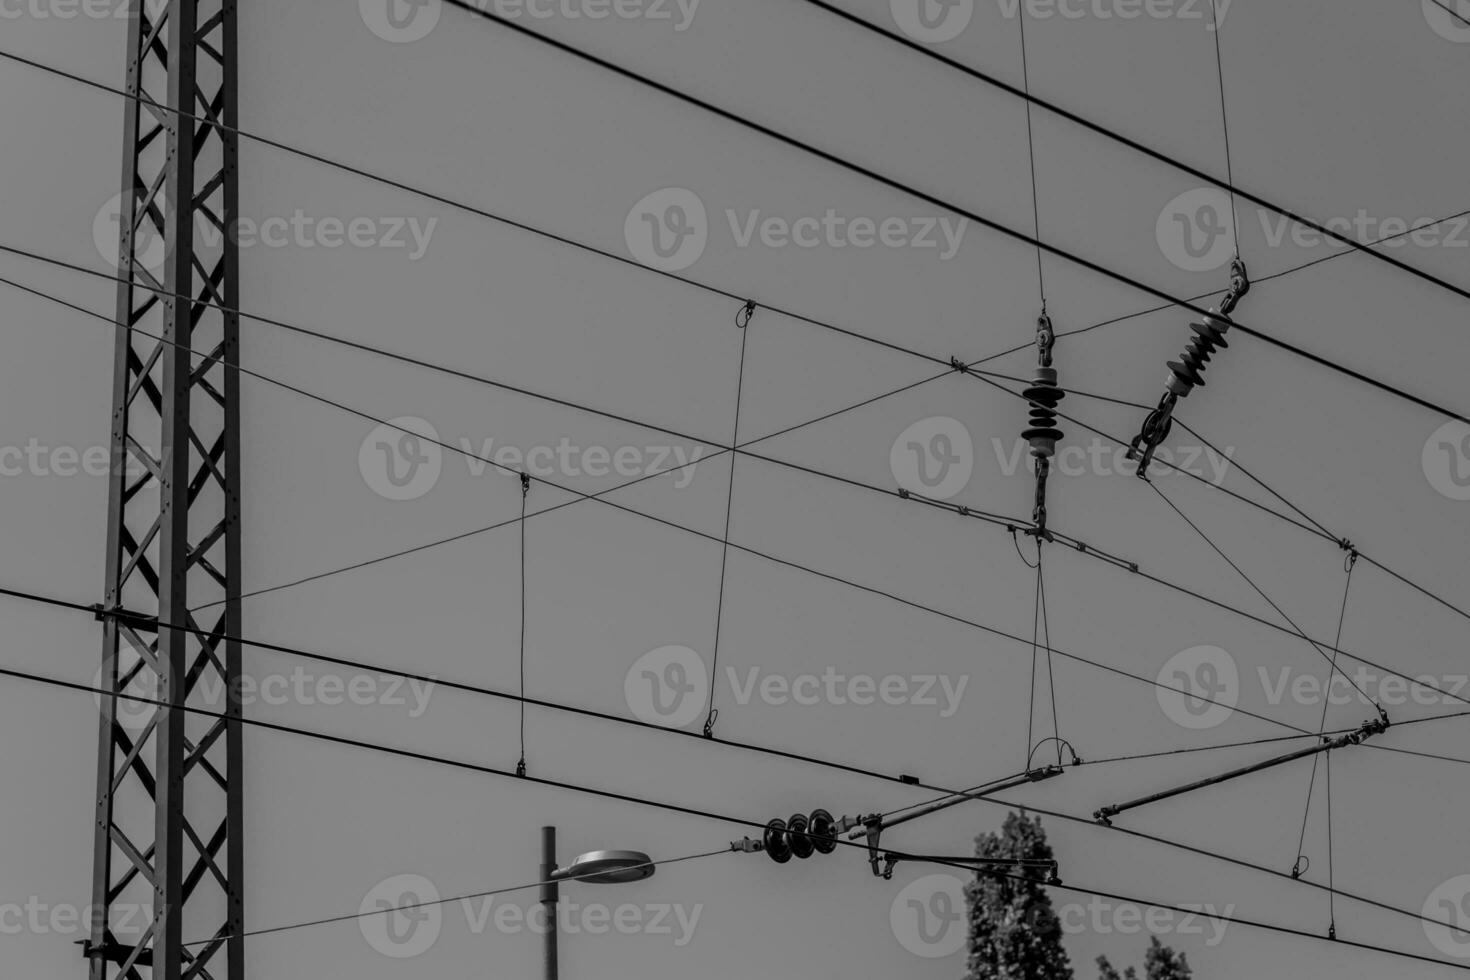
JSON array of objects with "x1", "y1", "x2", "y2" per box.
[
  {"x1": 1081, "y1": 730, "x2": 1356, "y2": 767},
  {"x1": 1327, "y1": 747, "x2": 1338, "y2": 935},
  {"x1": 517, "y1": 475, "x2": 530, "y2": 776},
  {"x1": 1026, "y1": 549, "x2": 1043, "y2": 767},
  {"x1": 1149, "y1": 481, "x2": 1377, "y2": 706},
  {"x1": 1427, "y1": 0, "x2": 1470, "y2": 28},
  {"x1": 186, "y1": 848, "x2": 732, "y2": 946},
  {"x1": 1292, "y1": 552, "x2": 1357, "y2": 875},
  {"x1": 1038, "y1": 543, "x2": 1062, "y2": 766},
  {"x1": 705, "y1": 311, "x2": 752, "y2": 738},
  {"x1": 1209, "y1": 0, "x2": 1241, "y2": 247},
  {"x1": 1017, "y1": 9, "x2": 1046, "y2": 305}
]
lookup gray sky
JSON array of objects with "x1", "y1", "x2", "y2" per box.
[{"x1": 1, "y1": 0, "x2": 1469, "y2": 977}]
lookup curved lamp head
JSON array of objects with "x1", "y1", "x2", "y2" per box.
[{"x1": 557, "y1": 850, "x2": 655, "y2": 885}]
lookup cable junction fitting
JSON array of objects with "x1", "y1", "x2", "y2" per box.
[
  {"x1": 1127, "y1": 257, "x2": 1251, "y2": 477},
  {"x1": 1022, "y1": 312, "x2": 1065, "y2": 533},
  {"x1": 1093, "y1": 711, "x2": 1389, "y2": 825}
]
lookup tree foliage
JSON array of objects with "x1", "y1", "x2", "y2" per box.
[
  {"x1": 963, "y1": 811, "x2": 1073, "y2": 980},
  {"x1": 964, "y1": 812, "x2": 1195, "y2": 980}
]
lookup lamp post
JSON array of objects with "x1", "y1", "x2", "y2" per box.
[{"x1": 540, "y1": 826, "x2": 655, "y2": 980}]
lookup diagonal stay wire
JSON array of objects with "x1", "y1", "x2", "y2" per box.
[
  {"x1": 4, "y1": 659, "x2": 1469, "y2": 969},
  {"x1": 203, "y1": 363, "x2": 955, "y2": 612},
  {"x1": 957, "y1": 372, "x2": 1470, "y2": 709},
  {"x1": 187, "y1": 849, "x2": 732, "y2": 946},
  {"x1": 1148, "y1": 481, "x2": 1378, "y2": 707},
  {"x1": 0, "y1": 245, "x2": 1037, "y2": 539}
]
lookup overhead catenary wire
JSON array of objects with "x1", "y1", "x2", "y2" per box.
[
  {"x1": 789, "y1": 0, "x2": 1470, "y2": 307},
  {"x1": 434, "y1": 3, "x2": 1470, "y2": 426},
  {"x1": 4, "y1": 661, "x2": 1468, "y2": 971},
  {"x1": 967, "y1": 207, "x2": 1470, "y2": 368},
  {"x1": 0, "y1": 576, "x2": 1293, "y2": 808},
  {"x1": 3, "y1": 47, "x2": 1465, "y2": 430}
]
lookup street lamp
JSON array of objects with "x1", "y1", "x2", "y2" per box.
[{"x1": 539, "y1": 826, "x2": 655, "y2": 980}]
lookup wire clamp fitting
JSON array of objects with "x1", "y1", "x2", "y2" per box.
[
  {"x1": 950, "y1": 356, "x2": 971, "y2": 374},
  {"x1": 735, "y1": 300, "x2": 757, "y2": 329}
]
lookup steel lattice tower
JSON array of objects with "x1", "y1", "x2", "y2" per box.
[{"x1": 87, "y1": 1, "x2": 243, "y2": 977}]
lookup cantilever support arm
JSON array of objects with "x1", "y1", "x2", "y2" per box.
[{"x1": 1094, "y1": 715, "x2": 1389, "y2": 825}]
